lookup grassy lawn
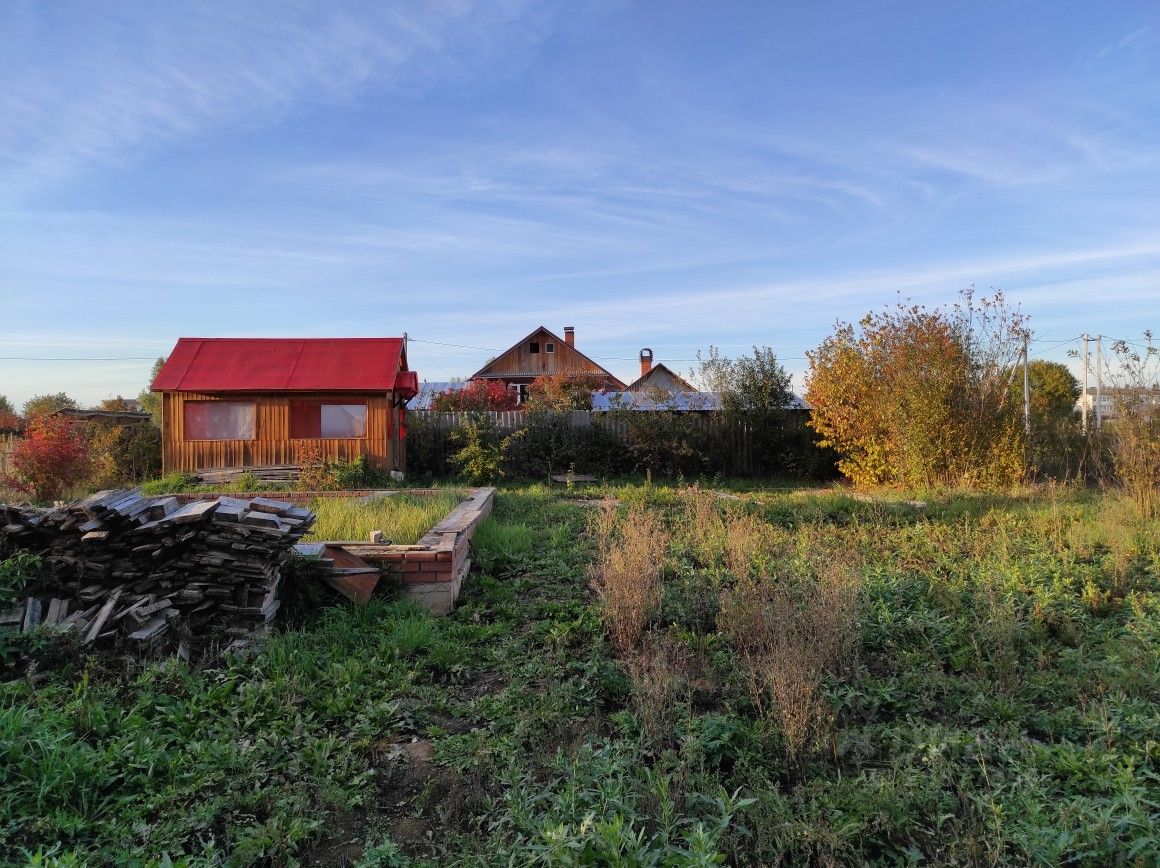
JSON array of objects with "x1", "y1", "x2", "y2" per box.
[
  {"x1": 306, "y1": 491, "x2": 466, "y2": 544},
  {"x1": 2, "y1": 482, "x2": 1159, "y2": 865}
]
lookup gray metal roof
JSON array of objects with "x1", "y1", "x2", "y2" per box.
[{"x1": 409, "y1": 381, "x2": 467, "y2": 410}]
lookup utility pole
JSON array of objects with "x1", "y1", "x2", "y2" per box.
[
  {"x1": 1022, "y1": 332, "x2": 1031, "y2": 437},
  {"x1": 1095, "y1": 334, "x2": 1103, "y2": 431},
  {"x1": 1081, "y1": 335, "x2": 1090, "y2": 432}
]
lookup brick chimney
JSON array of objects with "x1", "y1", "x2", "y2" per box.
[
  {"x1": 639, "y1": 348, "x2": 653, "y2": 378},
  {"x1": 563, "y1": 326, "x2": 575, "y2": 346}
]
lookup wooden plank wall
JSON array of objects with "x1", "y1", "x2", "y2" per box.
[
  {"x1": 162, "y1": 392, "x2": 401, "y2": 473},
  {"x1": 478, "y1": 330, "x2": 616, "y2": 382}
]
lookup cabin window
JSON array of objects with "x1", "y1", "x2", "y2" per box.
[
  {"x1": 545, "y1": 343, "x2": 555, "y2": 353},
  {"x1": 529, "y1": 341, "x2": 540, "y2": 354},
  {"x1": 290, "y1": 401, "x2": 368, "y2": 439},
  {"x1": 509, "y1": 383, "x2": 530, "y2": 404},
  {"x1": 184, "y1": 401, "x2": 256, "y2": 441}
]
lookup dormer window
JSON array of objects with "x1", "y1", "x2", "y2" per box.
[
  {"x1": 530, "y1": 341, "x2": 540, "y2": 353},
  {"x1": 545, "y1": 343, "x2": 555, "y2": 353}
]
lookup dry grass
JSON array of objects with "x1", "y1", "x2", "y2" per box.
[
  {"x1": 718, "y1": 556, "x2": 861, "y2": 760},
  {"x1": 589, "y1": 506, "x2": 671, "y2": 655},
  {"x1": 623, "y1": 633, "x2": 692, "y2": 749},
  {"x1": 724, "y1": 511, "x2": 783, "y2": 578},
  {"x1": 681, "y1": 488, "x2": 729, "y2": 567}
]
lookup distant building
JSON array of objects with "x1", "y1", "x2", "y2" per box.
[
  {"x1": 1076, "y1": 386, "x2": 1160, "y2": 421},
  {"x1": 470, "y1": 325, "x2": 625, "y2": 404},
  {"x1": 625, "y1": 348, "x2": 697, "y2": 393}
]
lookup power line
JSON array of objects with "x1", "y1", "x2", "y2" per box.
[
  {"x1": 407, "y1": 338, "x2": 458, "y2": 382},
  {"x1": 0, "y1": 356, "x2": 158, "y2": 361}
]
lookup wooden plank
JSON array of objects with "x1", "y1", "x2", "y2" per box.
[
  {"x1": 168, "y1": 500, "x2": 220, "y2": 524},
  {"x1": 248, "y1": 497, "x2": 294, "y2": 516},
  {"x1": 21, "y1": 598, "x2": 42, "y2": 632},
  {"x1": 129, "y1": 614, "x2": 169, "y2": 641},
  {"x1": 82, "y1": 588, "x2": 123, "y2": 645},
  {"x1": 44, "y1": 598, "x2": 69, "y2": 624},
  {"x1": 323, "y1": 569, "x2": 380, "y2": 605}
]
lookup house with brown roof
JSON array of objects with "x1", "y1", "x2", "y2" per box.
[
  {"x1": 151, "y1": 337, "x2": 418, "y2": 475},
  {"x1": 469, "y1": 325, "x2": 625, "y2": 404}
]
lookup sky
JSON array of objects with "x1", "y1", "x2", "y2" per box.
[{"x1": 2, "y1": 0, "x2": 1158, "y2": 408}]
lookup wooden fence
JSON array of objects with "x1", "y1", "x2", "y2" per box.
[{"x1": 408, "y1": 410, "x2": 785, "y2": 477}]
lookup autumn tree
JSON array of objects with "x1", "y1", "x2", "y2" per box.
[
  {"x1": 527, "y1": 372, "x2": 606, "y2": 411},
  {"x1": 138, "y1": 357, "x2": 166, "y2": 427},
  {"x1": 430, "y1": 380, "x2": 518, "y2": 411},
  {"x1": 22, "y1": 392, "x2": 78, "y2": 421},
  {"x1": 4, "y1": 415, "x2": 91, "y2": 501},
  {"x1": 805, "y1": 290, "x2": 1027, "y2": 488},
  {"x1": 98, "y1": 396, "x2": 141, "y2": 412},
  {"x1": 0, "y1": 395, "x2": 21, "y2": 432}
]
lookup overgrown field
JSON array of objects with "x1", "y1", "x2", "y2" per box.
[
  {"x1": 306, "y1": 491, "x2": 465, "y2": 544},
  {"x1": 2, "y1": 483, "x2": 1159, "y2": 865}
]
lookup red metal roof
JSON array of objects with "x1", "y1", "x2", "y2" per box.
[{"x1": 152, "y1": 338, "x2": 410, "y2": 393}]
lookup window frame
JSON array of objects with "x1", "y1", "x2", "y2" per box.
[
  {"x1": 545, "y1": 342, "x2": 555, "y2": 353},
  {"x1": 183, "y1": 400, "x2": 257, "y2": 442},
  {"x1": 290, "y1": 400, "x2": 369, "y2": 440}
]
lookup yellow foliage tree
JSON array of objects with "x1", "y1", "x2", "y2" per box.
[{"x1": 805, "y1": 290, "x2": 1027, "y2": 488}]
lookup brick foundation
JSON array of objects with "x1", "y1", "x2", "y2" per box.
[{"x1": 322, "y1": 487, "x2": 494, "y2": 615}]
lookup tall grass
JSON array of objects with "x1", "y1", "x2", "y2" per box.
[
  {"x1": 472, "y1": 518, "x2": 536, "y2": 573},
  {"x1": 307, "y1": 491, "x2": 463, "y2": 543},
  {"x1": 589, "y1": 507, "x2": 671, "y2": 654},
  {"x1": 718, "y1": 548, "x2": 861, "y2": 761}
]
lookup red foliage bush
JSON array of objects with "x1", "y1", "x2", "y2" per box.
[
  {"x1": 0, "y1": 411, "x2": 24, "y2": 433},
  {"x1": 4, "y1": 415, "x2": 92, "y2": 501},
  {"x1": 431, "y1": 380, "x2": 518, "y2": 411}
]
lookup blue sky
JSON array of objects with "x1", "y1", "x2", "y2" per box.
[{"x1": 2, "y1": 0, "x2": 1158, "y2": 407}]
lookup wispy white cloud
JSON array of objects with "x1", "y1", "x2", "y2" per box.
[{"x1": 0, "y1": 0, "x2": 559, "y2": 195}]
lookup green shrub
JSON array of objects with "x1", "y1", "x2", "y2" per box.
[
  {"x1": 87, "y1": 423, "x2": 161, "y2": 488},
  {"x1": 449, "y1": 415, "x2": 507, "y2": 484}
]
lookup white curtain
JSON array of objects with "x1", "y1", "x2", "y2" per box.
[
  {"x1": 184, "y1": 402, "x2": 256, "y2": 440},
  {"x1": 321, "y1": 404, "x2": 367, "y2": 438}
]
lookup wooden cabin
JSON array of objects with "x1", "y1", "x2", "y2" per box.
[
  {"x1": 470, "y1": 325, "x2": 625, "y2": 403},
  {"x1": 152, "y1": 337, "x2": 418, "y2": 475}
]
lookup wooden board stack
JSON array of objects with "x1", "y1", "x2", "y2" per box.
[
  {"x1": 195, "y1": 465, "x2": 301, "y2": 485},
  {"x1": 0, "y1": 490, "x2": 314, "y2": 648}
]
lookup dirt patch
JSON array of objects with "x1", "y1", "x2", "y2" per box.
[{"x1": 299, "y1": 812, "x2": 366, "y2": 867}]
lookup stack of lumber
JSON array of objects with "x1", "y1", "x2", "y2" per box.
[
  {"x1": 0, "y1": 490, "x2": 314, "y2": 647},
  {"x1": 195, "y1": 465, "x2": 300, "y2": 485}
]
